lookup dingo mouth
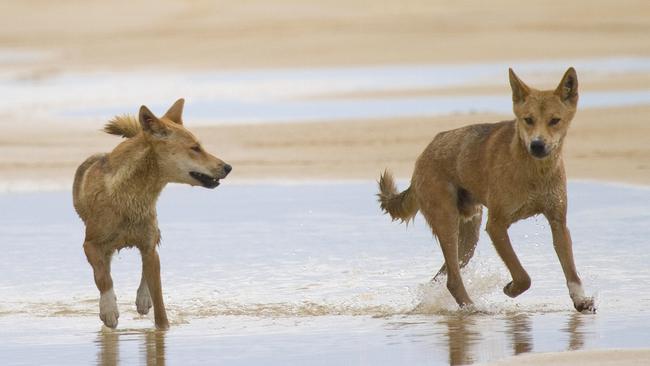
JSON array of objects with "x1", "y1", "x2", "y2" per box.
[{"x1": 189, "y1": 171, "x2": 221, "y2": 188}]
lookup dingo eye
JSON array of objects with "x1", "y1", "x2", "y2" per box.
[
  {"x1": 549, "y1": 118, "x2": 561, "y2": 126},
  {"x1": 191, "y1": 145, "x2": 202, "y2": 153},
  {"x1": 524, "y1": 117, "x2": 534, "y2": 125}
]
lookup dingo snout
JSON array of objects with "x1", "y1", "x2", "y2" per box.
[{"x1": 529, "y1": 139, "x2": 548, "y2": 158}]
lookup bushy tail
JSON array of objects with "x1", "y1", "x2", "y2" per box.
[
  {"x1": 377, "y1": 170, "x2": 419, "y2": 223},
  {"x1": 103, "y1": 115, "x2": 141, "y2": 138}
]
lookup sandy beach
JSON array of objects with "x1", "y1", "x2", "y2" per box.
[
  {"x1": 2, "y1": 105, "x2": 649, "y2": 188},
  {"x1": 483, "y1": 349, "x2": 650, "y2": 366},
  {"x1": 0, "y1": 1, "x2": 649, "y2": 187},
  {"x1": 1, "y1": 1, "x2": 649, "y2": 365},
  {"x1": 2, "y1": 0, "x2": 649, "y2": 71}
]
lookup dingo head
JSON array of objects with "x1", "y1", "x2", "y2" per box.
[
  {"x1": 139, "y1": 99, "x2": 231, "y2": 188},
  {"x1": 509, "y1": 68, "x2": 578, "y2": 159}
]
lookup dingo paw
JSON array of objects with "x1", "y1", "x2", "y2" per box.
[
  {"x1": 574, "y1": 297, "x2": 596, "y2": 314},
  {"x1": 155, "y1": 319, "x2": 170, "y2": 330},
  {"x1": 503, "y1": 279, "x2": 531, "y2": 298},
  {"x1": 136, "y1": 288, "x2": 152, "y2": 315},
  {"x1": 99, "y1": 289, "x2": 119, "y2": 328}
]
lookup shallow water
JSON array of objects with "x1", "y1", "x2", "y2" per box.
[
  {"x1": 0, "y1": 181, "x2": 649, "y2": 365},
  {"x1": 1, "y1": 57, "x2": 649, "y2": 124}
]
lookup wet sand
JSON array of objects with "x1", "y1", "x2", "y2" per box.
[
  {"x1": 484, "y1": 349, "x2": 650, "y2": 366},
  {"x1": 1, "y1": 105, "x2": 649, "y2": 188},
  {"x1": 1, "y1": 1, "x2": 650, "y2": 365},
  {"x1": 1, "y1": 182, "x2": 650, "y2": 365},
  {"x1": 2, "y1": 313, "x2": 649, "y2": 366}
]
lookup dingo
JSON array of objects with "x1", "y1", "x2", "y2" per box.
[
  {"x1": 378, "y1": 68, "x2": 595, "y2": 313},
  {"x1": 73, "y1": 99, "x2": 232, "y2": 329}
]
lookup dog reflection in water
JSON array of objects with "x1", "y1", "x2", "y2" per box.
[{"x1": 97, "y1": 329, "x2": 165, "y2": 366}]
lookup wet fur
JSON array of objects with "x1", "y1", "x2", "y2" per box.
[
  {"x1": 378, "y1": 68, "x2": 595, "y2": 313},
  {"x1": 377, "y1": 171, "x2": 418, "y2": 224},
  {"x1": 74, "y1": 99, "x2": 231, "y2": 329},
  {"x1": 103, "y1": 114, "x2": 141, "y2": 138}
]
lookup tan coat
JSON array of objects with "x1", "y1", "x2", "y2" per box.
[
  {"x1": 379, "y1": 68, "x2": 595, "y2": 313},
  {"x1": 73, "y1": 99, "x2": 231, "y2": 329}
]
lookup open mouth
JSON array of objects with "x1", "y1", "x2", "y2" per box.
[{"x1": 189, "y1": 171, "x2": 221, "y2": 189}]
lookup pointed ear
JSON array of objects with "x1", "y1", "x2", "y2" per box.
[
  {"x1": 163, "y1": 98, "x2": 184, "y2": 125},
  {"x1": 139, "y1": 105, "x2": 169, "y2": 137},
  {"x1": 555, "y1": 67, "x2": 578, "y2": 105},
  {"x1": 509, "y1": 68, "x2": 530, "y2": 104}
]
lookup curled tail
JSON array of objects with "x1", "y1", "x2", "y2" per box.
[
  {"x1": 103, "y1": 115, "x2": 141, "y2": 138},
  {"x1": 377, "y1": 170, "x2": 419, "y2": 223}
]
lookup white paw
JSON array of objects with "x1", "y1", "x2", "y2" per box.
[
  {"x1": 574, "y1": 296, "x2": 597, "y2": 314},
  {"x1": 99, "y1": 288, "x2": 119, "y2": 328},
  {"x1": 136, "y1": 286, "x2": 152, "y2": 315}
]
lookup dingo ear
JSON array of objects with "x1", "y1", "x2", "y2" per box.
[
  {"x1": 509, "y1": 68, "x2": 530, "y2": 104},
  {"x1": 555, "y1": 67, "x2": 578, "y2": 105},
  {"x1": 163, "y1": 98, "x2": 184, "y2": 125},
  {"x1": 139, "y1": 105, "x2": 169, "y2": 137}
]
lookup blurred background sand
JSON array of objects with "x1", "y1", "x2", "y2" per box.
[
  {"x1": 0, "y1": 0, "x2": 649, "y2": 186},
  {"x1": 3, "y1": 0, "x2": 649, "y2": 70},
  {"x1": 1, "y1": 2, "x2": 649, "y2": 365}
]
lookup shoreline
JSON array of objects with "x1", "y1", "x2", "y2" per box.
[
  {"x1": 1, "y1": 1, "x2": 649, "y2": 365},
  {"x1": 1, "y1": 178, "x2": 649, "y2": 195},
  {"x1": 483, "y1": 348, "x2": 650, "y2": 366},
  {"x1": 2, "y1": 181, "x2": 650, "y2": 365},
  {"x1": 2, "y1": 105, "x2": 648, "y2": 187}
]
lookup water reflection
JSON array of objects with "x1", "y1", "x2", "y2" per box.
[
  {"x1": 506, "y1": 313, "x2": 532, "y2": 355},
  {"x1": 440, "y1": 314, "x2": 481, "y2": 365},
  {"x1": 96, "y1": 329, "x2": 166, "y2": 366},
  {"x1": 91, "y1": 312, "x2": 589, "y2": 365},
  {"x1": 97, "y1": 330, "x2": 119, "y2": 366},
  {"x1": 413, "y1": 312, "x2": 590, "y2": 365},
  {"x1": 564, "y1": 312, "x2": 586, "y2": 351},
  {"x1": 144, "y1": 330, "x2": 166, "y2": 366}
]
